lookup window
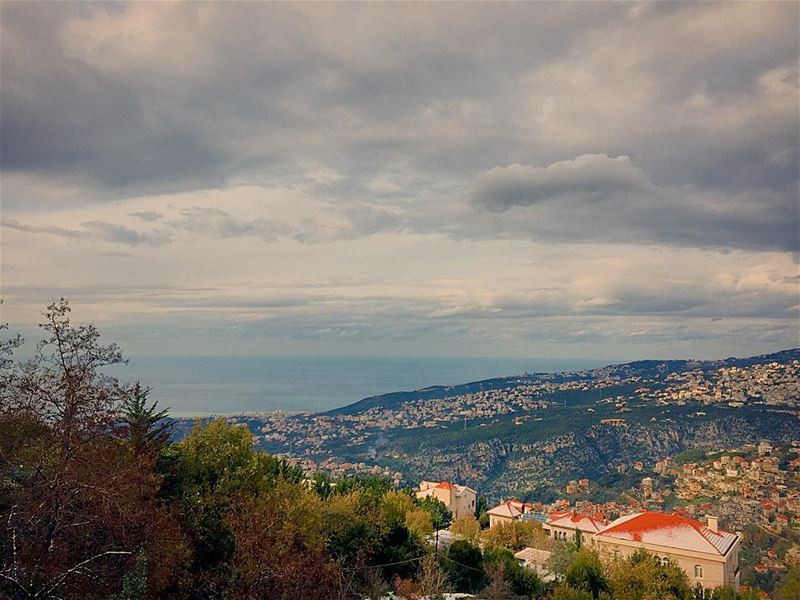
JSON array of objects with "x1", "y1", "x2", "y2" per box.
[{"x1": 694, "y1": 565, "x2": 704, "y2": 578}]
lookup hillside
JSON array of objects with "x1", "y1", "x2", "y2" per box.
[
  {"x1": 327, "y1": 349, "x2": 800, "y2": 417},
  {"x1": 187, "y1": 348, "x2": 800, "y2": 501}
]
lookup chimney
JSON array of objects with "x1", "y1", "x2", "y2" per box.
[{"x1": 707, "y1": 515, "x2": 718, "y2": 532}]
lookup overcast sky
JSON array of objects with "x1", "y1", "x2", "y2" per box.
[{"x1": 1, "y1": 1, "x2": 798, "y2": 360}]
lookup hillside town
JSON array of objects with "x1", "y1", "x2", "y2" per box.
[
  {"x1": 659, "y1": 361, "x2": 800, "y2": 407},
  {"x1": 227, "y1": 359, "x2": 800, "y2": 464}
]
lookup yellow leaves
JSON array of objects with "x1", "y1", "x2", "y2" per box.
[
  {"x1": 405, "y1": 509, "x2": 434, "y2": 539},
  {"x1": 451, "y1": 514, "x2": 482, "y2": 545}
]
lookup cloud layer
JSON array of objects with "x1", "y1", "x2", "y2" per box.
[{"x1": 1, "y1": 1, "x2": 797, "y2": 359}]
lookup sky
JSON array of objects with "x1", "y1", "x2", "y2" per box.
[{"x1": 1, "y1": 1, "x2": 798, "y2": 360}]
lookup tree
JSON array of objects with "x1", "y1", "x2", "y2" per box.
[
  {"x1": 565, "y1": 548, "x2": 608, "y2": 600},
  {"x1": 225, "y1": 480, "x2": 344, "y2": 599},
  {"x1": 481, "y1": 519, "x2": 547, "y2": 552},
  {"x1": 483, "y1": 562, "x2": 515, "y2": 600},
  {"x1": 391, "y1": 554, "x2": 448, "y2": 600},
  {"x1": 418, "y1": 495, "x2": 453, "y2": 530},
  {"x1": 416, "y1": 554, "x2": 448, "y2": 599},
  {"x1": 17, "y1": 299, "x2": 127, "y2": 446},
  {"x1": 451, "y1": 514, "x2": 482, "y2": 545},
  {"x1": 310, "y1": 470, "x2": 335, "y2": 499},
  {"x1": 109, "y1": 551, "x2": 147, "y2": 600},
  {"x1": 444, "y1": 540, "x2": 486, "y2": 593},
  {"x1": 483, "y1": 547, "x2": 543, "y2": 598},
  {"x1": 475, "y1": 495, "x2": 490, "y2": 528},
  {"x1": 169, "y1": 418, "x2": 303, "y2": 594},
  {"x1": 382, "y1": 490, "x2": 416, "y2": 530},
  {"x1": 607, "y1": 549, "x2": 693, "y2": 600},
  {"x1": 706, "y1": 587, "x2": 737, "y2": 600},
  {"x1": 406, "y1": 509, "x2": 435, "y2": 540},
  {"x1": 549, "y1": 541, "x2": 578, "y2": 577},
  {"x1": 0, "y1": 300, "x2": 188, "y2": 599},
  {"x1": 120, "y1": 383, "x2": 172, "y2": 454}
]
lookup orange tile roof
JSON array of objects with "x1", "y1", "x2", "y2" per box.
[{"x1": 597, "y1": 511, "x2": 738, "y2": 556}]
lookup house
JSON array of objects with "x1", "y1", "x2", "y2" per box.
[
  {"x1": 514, "y1": 547, "x2": 555, "y2": 582},
  {"x1": 593, "y1": 512, "x2": 740, "y2": 591},
  {"x1": 415, "y1": 481, "x2": 477, "y2": 520},
  {"x1": 486, "y1": 498, "x2": 535, "y2": 528},
  {"x1": 543, "y1": 511, "x2": 607, "y2": 542}
]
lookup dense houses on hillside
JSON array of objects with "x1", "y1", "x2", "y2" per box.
[
  {"x1": 221, "y1": 360, "x2": 800, "y2": 471},
  {"x1": 657, "y1": 361, "x2": 800, "y2": 406}
]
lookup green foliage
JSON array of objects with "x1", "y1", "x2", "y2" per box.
[
  {"x1": 109, "y1": 551, "x2": 147, "y2": 600},
  {"x1": 120, "y1": 383, "x2": 172, "y2": 453},
  {"x1": 565, "y1": 548, "x2": 608, "y2": 600},
  {"x1": 484, "y1": 547, "x2": 544, "y2": 598},
  {"x1": 704, "y1": 586, "x2": 737, "y2": 600},
  {"x1": 310, "y1": 470, "x2": 334, "y2": 499},
  {"x1": 550, "y1": 541, "x2": 579, "y2": 576},
  {"x1": 777, "y1": 569, "x2": 800, "y2": 600},
  {"x1": 552, "y1": 584, "x2": 594, "y2": 600},
  {"x1": 178, "y1": 418, "x2": 301, "y2": 497},
  {"x1": 444, "y1": 540, "x2": 486, "y2": 593},
  {"x1": 330, "y1": 474, "x2": 394, "y2": 498},
  {"x1": 418, "y1": 495, "x2": 453, "y2": 530},
  {"x1": 322, "y1": 492, "x2": 377, "y2": 561},
  {"x1": 171, "y1": 418, "x2": 304, "y2": 592},
  {"x1": 607, "y1": 549, "x2": 693, "y2": 600},
  {"x1": 4, "y1": 300, "x2": 793, "y2": 600},
  {"x1": 674, "y1": 448, "x2": 709, "y2": 465},
  {"x1": 481, "y1": 519, "x2": 547, "y2": 552},
  {"x1": 450, "y1": 514, "x2": 482, "y2": 545},
  {"x1": 475, "y1": 495, "x2": 489, "y2": 527}
]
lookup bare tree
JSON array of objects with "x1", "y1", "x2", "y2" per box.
[{"x1": 0, "y1": 300, "x2": 183, "y2": 599}]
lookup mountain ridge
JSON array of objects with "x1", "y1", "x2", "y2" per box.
[{"x1": 326, "y1": 348, "x2": 800, "y2": 416}]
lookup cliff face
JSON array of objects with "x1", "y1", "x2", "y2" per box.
[{"x1": 401, "y1": 412, "x2": 800, "y2": 497}]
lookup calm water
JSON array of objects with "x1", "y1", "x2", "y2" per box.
[{"x1": 107, "y1": 356, "x2": 611, "y2": 416}]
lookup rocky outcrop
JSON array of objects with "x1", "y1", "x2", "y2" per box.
[{"x1": 401, "y1": 411, "x2": 800, "y2": 497}]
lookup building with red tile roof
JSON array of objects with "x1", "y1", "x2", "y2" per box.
[
  {"x1": 544, "y1": 511, "x2": 608, "y2": 542},
  {"x1": 593, "y1": 511, "x2": 740, "y2": 590},
  {"x1": 487, "y1": 500, "x2": 524, "y2": 528},
  {"x1": 415, "y1": 481, "x2": 477, "y2": 520}
]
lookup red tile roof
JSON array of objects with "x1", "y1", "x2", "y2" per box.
[
  {"x1": 547, "y1": 511, "x2": 607, "y2": 533},
  {"x1": 597, "y1": 511, "x2": 738, "y2": 556}
]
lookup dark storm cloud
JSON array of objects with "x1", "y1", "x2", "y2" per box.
[
  {"x1": 472, "y1": 154, "x2": 649, "y2": 210},
  {"x1": 1, "y1": 1, "x2": 798, "y2": 252},
  {"x1": 468, "y1": 154, "x2": 799, "y2": 252}
]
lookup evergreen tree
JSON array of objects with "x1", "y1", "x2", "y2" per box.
[{"x1": 120, "y1": 383, "x2": 172, "y2": 453}]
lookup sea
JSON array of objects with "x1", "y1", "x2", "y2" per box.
[{"x1": 107, "y1": 356, "x2": 612, "y2": 416}]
